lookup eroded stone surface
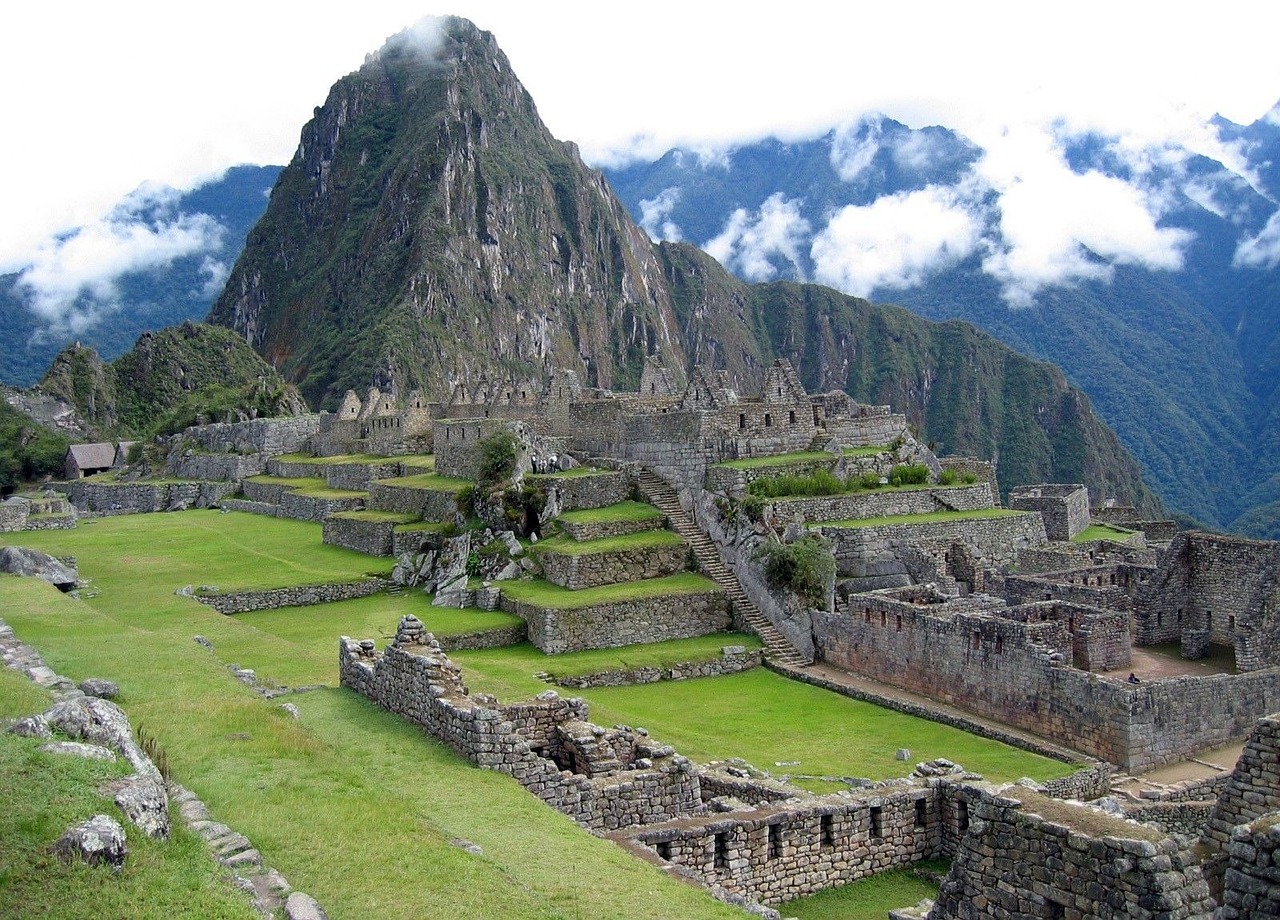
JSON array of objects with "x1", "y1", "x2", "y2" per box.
[{"x1": 53, "y1": 814, "x2": 127, "y2": 870}]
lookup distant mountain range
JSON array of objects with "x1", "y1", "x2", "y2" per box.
[
  {"x1": 602, "y1": 109, "x2": 1280, "y2": 534},
  {"x1": 0, "y1": 164, "x2": 280, "y2": 387}
]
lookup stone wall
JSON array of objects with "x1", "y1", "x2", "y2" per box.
[
  {"x1": 323, "y1": 516, "x2": 404, "y2": 557},
  {"x1": 1134, "y1": 532, "x2": 1280, "y2": 672},
  {"x1": 366, "y1": 481, "x2": 461, "y2": 522},
  {"x1": 819, "y1": 512, "x2": 1047, "y2": 591},
  {"x1": 277, "y1": 491, "x2": 364, "y2": 523},
  {"x1": 926, "y1": 784, "x2": 1214, "y2": 919},
  {"x1": 1203, "y1": 716, "x2": 1280, "y2": 865},
  {"x1": 621, "y1": 785, "x2": 939, "y2": 906},
  {"x1": 391, "y1": 527, "x2": 449, "y2": 558},
  {"x1": 536, "y1": 539, "x2": 690, "y2": 590},
  {"x1": 559, "y1": 513, "x2": 667, "y2": 542},
  {"x1": 194, "y1": 578, "x2": 390, "y2": 614},
  {"x1": 339, "y1": 621, "x2": 703, "y2": 833},
  {"x1": 179, "y1": 416, "x2": 320, "y2": 456},
  {"x1": 321, "y1": 462, "x2": 403, "y2": 492},
  {"x1": 1217, "y1": 814, "x2": 1280, "y2": 918},
  {"x1": 0, "y1": 497, "x2": 30, "y2": 531},
  {"x1": 433, "y1": 624, "x2": 528, "y2": 651},
  {"x1": 167, "y1": 452, "x2": 267, "y2": 482},
  {"x1": 555, "y1": 649, "x2": 761, "y2": 688},
  {"x1": 997, "y1": 562, "x2": 1151, "y2": 612},
  {"x1": 60, "y1": 480, "x2": 237, "y2": 514},
  {"x1": 434, "y1": 418, "x2": 520, "y2": 480},
  {"x1": 501, "y1": 589, "x2": 732, "y2": 654},
  {"x1": 1008, "y1": 483, "x2": 1090, "y2": 541},
  {"x1": 765, "y1": 483, "x2": 994, "y2": 526},
  {"x1": 535, "y1": 471, "x2": 632, "y2": 512}
]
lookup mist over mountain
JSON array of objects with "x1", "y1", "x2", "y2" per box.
[
  {"x1": 604, "y1": 106, "x2": 1280, "y2": 532},
  {"x1": 0, "y1": 164, "x2": 280, "y2": 387}
]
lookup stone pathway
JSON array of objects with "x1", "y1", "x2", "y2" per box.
[{"x1": 636, "y1": 470, "x2": 809, "y2": 667}]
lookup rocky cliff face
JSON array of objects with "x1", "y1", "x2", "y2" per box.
[
  {"x1": 210, "y1": 18, "x2": 686, "y2": 407},
  {"x1": 208, "y1": 16, "x2": 1162, "y2": 512}
]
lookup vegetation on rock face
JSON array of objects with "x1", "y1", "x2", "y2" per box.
[
  {"x1": 0, "y1": 400, "x2": 69, "y2": 492},
  {"x1": 35, "y1": 321, "x2": 306, "y2": 442},
  {"x1": 756, "y1": 535, "x2": 835, "y2": 607}
]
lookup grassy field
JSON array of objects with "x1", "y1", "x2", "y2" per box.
[
  {"x1": 1, "y1": 510, "x2": 1070, "y2": 917},
  {"x1": 780, "y1": 865, "x2": 944, "y2": 920}
]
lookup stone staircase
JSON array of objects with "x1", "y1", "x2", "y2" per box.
[{"x1": 635, "y1": 470, "x2": 810, "y2": 667}]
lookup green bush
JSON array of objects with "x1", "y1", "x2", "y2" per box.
[
  {"x1": 888, "y1": 464, "x2": 930, "y2": 486},
  {"x1": 857, "y1": 471, "x2": 884, "y2": 489},
  {"x1": 962, "y1": 471, "x2": 979, "y2": 484},
  {"x1": 477, "y1": 431, "x2": 519, "y2": 488},
  {"x1": 755, "y1": 536, "x2": 835, "y2": 607},
  {"x1": 938, "y1": 468, "x2": 958, "y2": 486},
  {"x1": 747, "y1": 468, "x2": 846, "y2": 499}
]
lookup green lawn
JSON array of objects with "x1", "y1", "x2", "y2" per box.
[
  {"x1": 817, "y1": 508, "x2": 1026, "y2": 528},
  {"x1": 570, "y1": 669, "x2": 1075, "y2": 785},
  {"x1": 554, "y1": 501, "x2": 664, "y2": 525},
  {"x1": 533, "y1": 529, "x2": 684, "y2": 555},
  {"x1": 781, "y1": 866, "x2": 943, "y2": 920},
  {"x1": 499, "y1": 573, "x2": 720, "y2": 609}
]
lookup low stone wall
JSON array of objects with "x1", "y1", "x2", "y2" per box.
[
  {"x1": 537, "y1": 471, "x2": 632, "y2": 512},
  {"x1": 391, "y1": 527, "x2": 449, "y2": 557},
  {"x1": 1125, "y1": 800, "x2": 1215, "y2": 837},
  {"x1": 322, "y1": 516, "x2": 402, "y2": 556},
  {"x1": 927, "y1": 784, "x2": 1214, "y2": 919},
  {"x1": 536, "y1": 539, "x2": 689, "y2": 590},
  {"x1": 61, "y1": 480, "x2": 237, "y2": 515},
  {"x1": 767, "y1": 483, "x2": 994, "y2": 525},
  {"x1": 622, "y1": 785, "x2": 940, "y2": 906},
  {"x1": 501, "y1": 589, "x2": 732, "y2": 654},
  {"x1": 434, "y1": 624, "x2": 528, "y2": 651},
  {"x1": 241, "y1": 479, "x2": 298, "y2": 504},
  {"x1": 0, "y1": 497, "x2": 31, "y2": 531},
  {"x1": 278, "y1": 491, "x2": 364, "y2": 523},
  {"x1": 559, "y1": 514, "x2": 666, "y2": 542},
  {"x1": 22, "y1": 515, "x2": 78, "y2": 531},
  {"x1": 322, "y1": 462, "x2": 402, "y2": 492},
  {"x1": 1040, "y1": 761, "x2": 1115, "y2": 802},
  {"x1": 339, "y1": 622, "x2": 703, "y2": 833},
  {"x1": 366, "y1": 481, "x2": 461, "y2": 522},
  {"x1": 265, "y1": 459, "x2": 322, "y2": 479},
  {"x1": 194, "y1": 578, "x2": 390, "y2": 614},
  {"x1": 219, "y1": 499, "x2": 281, "y2": 518},
  {"x1": 555, "y1": 650, "x2": 761, "y2": 688}
]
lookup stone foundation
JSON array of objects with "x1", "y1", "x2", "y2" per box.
[
  {"x1": 194, "y1": 579, "x2": 390, "y2": 614},
  {"x1": 536, "y1": 539, "x2": 689, "y2": 590}
]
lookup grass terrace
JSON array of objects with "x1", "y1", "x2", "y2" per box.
[
  {"x1": 373, "y1": 472, "x2": 473, "y2": 493},
  {"x1": 1073, "y1": 523, "x2": 1138, "y2": 543},
  {"x1": 498, "y1": 572, "x2": 720, "y2": 609},
  {"x1": 453, "y1": 633, "x2": 763, "y2": 698},
  {"x1": 780, "y1": 864, "x2": 945, "y2": 920},
  {"x1": 273, "y1": 453, "x2": 394, "y2": 465},
  {"x1": 326, "y1": 509, "x2": 421, "y2": 524},
  {"x1": 396, "y1": 454, "x2": 437, "y2": 470},
  {"x1": 533, "y1": 529, "x2": 685, "y2": 555},
  {"x1": 525, "y1": 466, "x2": 613, "y2": 479},
  {"x1": 394, "y1": 520, "x2": 454, "y2": 534},
  {"x1": 816, "y1": 508, "x2": 1026, "y2": 529},
  {"x1": 554, "y1": 501, "x2": 664, "y2": 525}
]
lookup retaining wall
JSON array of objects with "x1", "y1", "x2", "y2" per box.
[
  {"x1": 555, "y1": 650, "x2": 761, "y2": 688},
  {"x1": 766, "y1": 483, "x2": 994, "y2": 525},
  {"x1": 194, "y1": 578, "x2": 390, "y2": 614},
  {"x1": 366, "y1": 481, "x2": 461, "y2": 522},
  {"x1": 61, "y1": 480, "x2": 237, "y2": 514},
  {"x1": 536, "y1": 539, "x2": 689, "y2": 590}
]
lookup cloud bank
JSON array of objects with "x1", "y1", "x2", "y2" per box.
[
  {"x1": 704, "y1": 193, "x2": 810, "y2": 283},
  {"x1": 638, "y1": 187, "x2": 684, "y2": 242},
  {"x1": 14, "y1": 185, "x2": 225, "y2": 337}
]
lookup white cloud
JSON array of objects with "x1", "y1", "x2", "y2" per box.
[
  {"x1": 811, "y1": 184, "x2": 983, "y2": 295},
  {"x1": 638, "y1": 187, "x2": 684, "y2": 242},
  {"x1": 197, "y1": 256, "x2": 232, "y2": 298},
  {"x1": 14, "y1": 185, "x2": 226, "y2": 336},
  {"x1": 974, "y1": 125, "x2": 1193, "y2": 306},
  {"x1": 829, "y1": 117, "x2": 884, "y2": 182},
  {"x1": 1234, "y1": 211, "x2": 1280, "y2": 269},
  {"x1": 704, "y1": 193, "x2": 810, "y2": 282}
]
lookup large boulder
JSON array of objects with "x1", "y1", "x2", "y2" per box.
[
  {"x1": 0, "y1": 546, "x2": 78, "y2": 591},
  {"x1": 53, "y1": 814, "x2": 127, "y2": 870},
  {"x1": 104, "y1": 775, "x2": 170, "y2": 839}
]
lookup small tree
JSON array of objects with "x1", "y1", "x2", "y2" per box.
[
  {"x1": 477, "y1": 431, "x2": 519, "y2": 488},
  {"x1": 755, "y1": 536, "x2": 835, "y2": 608}
]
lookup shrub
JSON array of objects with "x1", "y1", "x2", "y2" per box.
[
  {"x1": 961, "y1": 471, "x2": 979, "y2": 484},
  {"x1": 748, "y1": 468, "x2": 846, "y2": 498},
  {"x1": 888, "y1": 464, "x2": 930, "y2": 486},
  {"x1": 857, "y1": 471, "x2": 884, "y2": 490},
  {"x1": 477, "y1": 431, "x2": 519, "y2": 488},
  {"x1": 755, "y1": 536, "x2": 835, "y2": 607},
  {"x1": 938, "y1": 468, "x2": 958, "y2": 486}
]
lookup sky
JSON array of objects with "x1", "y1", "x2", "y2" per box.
[{"x1": 3, "y1": 0, "x2": 1280, "y2": 324}]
